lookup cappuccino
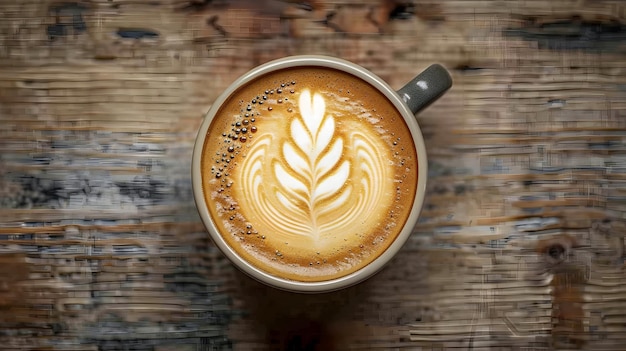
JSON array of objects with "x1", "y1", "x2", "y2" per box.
[{"x1": 200, "y1": 66, "x2": 418, "y2": 282}]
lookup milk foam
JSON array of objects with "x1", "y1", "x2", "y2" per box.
[{"x1": 234, "y1": 89, "x2": 394, "y2": 252}]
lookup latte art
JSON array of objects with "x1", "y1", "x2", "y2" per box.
[
  {"x1": 201, "y1": 67, "x2": 418, "y2": 282},
  {"x1": 236, "y1": 89, "x2": 393, "y2": 250}
]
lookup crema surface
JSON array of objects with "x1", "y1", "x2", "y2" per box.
[{"x1": 201, "y1": 67, "x2": 418, "y2": 282}]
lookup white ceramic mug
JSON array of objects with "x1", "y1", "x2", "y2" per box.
[{"x1": 192, "y1": 55, "x2": 451, "y2": 293}]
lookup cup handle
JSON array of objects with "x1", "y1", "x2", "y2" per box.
[{"x1": 397, "y1": 64, "x2": 452, "y2": 115}]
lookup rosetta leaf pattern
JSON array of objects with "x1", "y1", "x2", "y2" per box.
[
  {"x1": 237, "y1": 89, "x2": 389, "y2": 243},
  {"x1": 274, "y1": 90, "x2": 350, "y2": 238}
]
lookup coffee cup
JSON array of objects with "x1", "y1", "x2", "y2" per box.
[{"x1": 192, "y1": 55, "x2": 451, "y2": 293}]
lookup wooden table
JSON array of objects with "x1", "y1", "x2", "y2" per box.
[{"x1": 1, "y1": 0, "x2": 625, "y2": 350}]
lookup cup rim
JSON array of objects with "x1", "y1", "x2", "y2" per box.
[{"x1": 192, "y1": 55, "x2": 428, "y2": 293}]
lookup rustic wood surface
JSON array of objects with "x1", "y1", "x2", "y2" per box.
[{"x1": 1, "y1": 0, "x2": 626, "y2": 350}]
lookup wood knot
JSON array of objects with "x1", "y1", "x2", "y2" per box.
[
  {"x1": 547, "y1": 243, "x2": 566, "y2": 262},
  {"x1": 116, "y1": 28, "x2": 160, "y2": 40},
  {"x1": 535, "y1": 234, "x2": 577, "y2": 265}
]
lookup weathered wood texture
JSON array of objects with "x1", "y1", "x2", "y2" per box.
[{"x1": 1, "y1": 0, "x2": 626, "y2": 350}]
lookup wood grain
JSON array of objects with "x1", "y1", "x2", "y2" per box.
[{"x1": 1, "y1": 0, "x2": 626, "y2": 350}]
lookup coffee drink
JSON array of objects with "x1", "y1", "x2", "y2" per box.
[{"x1": 200, "y1": 66, "x2": 418, "y2": 282}]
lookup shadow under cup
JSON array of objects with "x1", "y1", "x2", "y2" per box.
[{"x1": 192, "y1": 56, "x2": 450, "y2": 293}]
